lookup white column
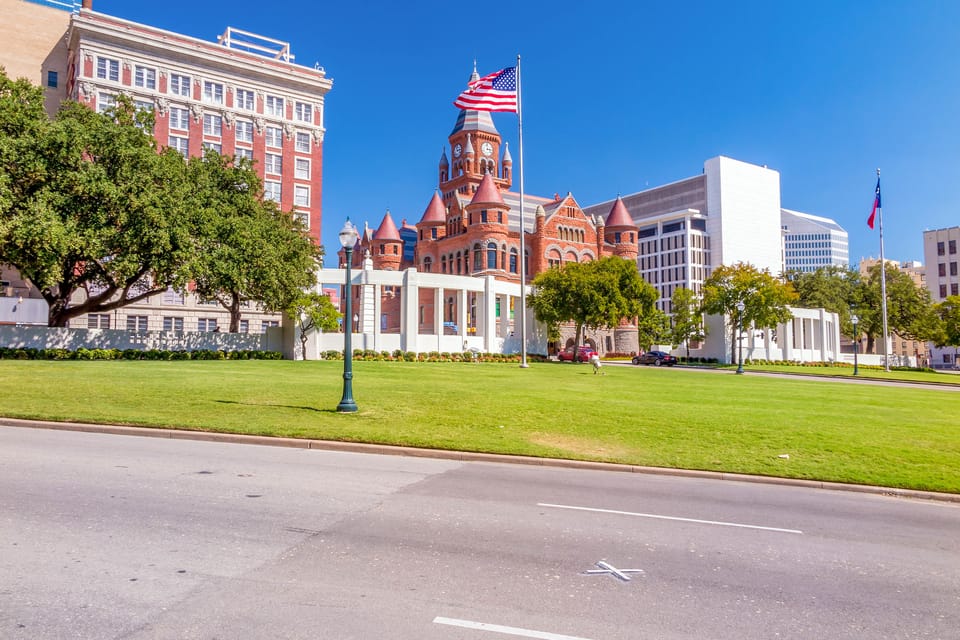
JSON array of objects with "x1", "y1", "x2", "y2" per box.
[
  {"x1": 483, "y1": 276, "x2": 498, "y2": 353},
  {"x1": 401, "y1": 269, "x2": 419, "y2": 353}
]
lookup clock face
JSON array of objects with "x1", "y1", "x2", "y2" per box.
[
  {"x1": 453, "y1": 143, "x2": 462, "y2": 157},
  {"x1": 481, "y1": 141, "x2": 494, "y2": 157}
]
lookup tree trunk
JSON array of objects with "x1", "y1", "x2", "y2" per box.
[{"x1": 229, "y1": 292, "x2": 241, "y2": 333}]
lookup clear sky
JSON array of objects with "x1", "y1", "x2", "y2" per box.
[{"x1": 93, "y1": 0, "x2": 960, "y2": 269}]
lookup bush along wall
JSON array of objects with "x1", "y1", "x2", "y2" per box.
[{"x1": 0, "y1": 347, "x2": 282, "y2": 361}]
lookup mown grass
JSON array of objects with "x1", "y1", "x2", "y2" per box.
[{"x1": 1, "y1": 360, "x2": 958, "y2": 492}]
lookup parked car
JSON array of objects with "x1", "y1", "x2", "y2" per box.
[
  {"x1": 558, "y1": 345, "x2": 598, "y2": 362},
  {"x1": 632, "y1": 350, "x2": 677, "y2": 366}
]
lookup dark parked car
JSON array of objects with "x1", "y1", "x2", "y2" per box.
[
  {"x1": 558, "y1": 345, "x2": 598, "y2": 362},
  {"x1": 632, "y1": 350, "x2": 677, "y2": 366}
]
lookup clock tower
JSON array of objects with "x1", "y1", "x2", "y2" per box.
[{"x1": 440, "y1": 67, "x2": 512, "y2": 208}]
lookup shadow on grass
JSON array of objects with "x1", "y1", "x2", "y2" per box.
[{"x1": 214, "y1": 399, "x2": 337, "y2": 414}]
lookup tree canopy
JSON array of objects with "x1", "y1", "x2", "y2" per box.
[
  {"x1": 527, "y1": 256, "x2": 658, "y2": 352},
  {"x1": 286, "y1": 291, "x2": 341, "y2": 360},
  {"x1": 669, "y1": 286, "x2": 706, "y2": 357},
  {"x1": 702, "y1": 262, "x2": 796, "y2": 362}
]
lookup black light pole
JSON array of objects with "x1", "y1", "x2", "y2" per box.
[
  {"x1": 337, "y1": 219, "x2": 358, "y2": 413},
  {"x1": 851, "y1": 313, "x2": 859, "y2": 376},
  {"x1": 736, "y1": 300, "x2": 745, "y2": 375}
]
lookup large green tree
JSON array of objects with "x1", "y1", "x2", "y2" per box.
[
  {"x1": 528, "y1": 256, "x2": 658, "y2": 354},
  {"x1": 933, "y1": 296, "x2": 960, "y2": 365},
  {"x1": 702, "y1": 262, "x2": 796, "y2": 362},
  {"x1": 185, "y1": 151, "x2": 321, "y2": 332},
  {"x1": 787, "y1": 265, "x2": 861, "y2": 334},
  {"x1": 637, "y1": 308, "x2": 671, "y2": 352},
  {"x1": 857, "y1": 263, "x2": 938, "y2": 352},
  {"x1": 0, "y1": 71, "x2": 196, "y2": 326},
  {"x1": 670, "y1": 286, "x2": 705, "y2": 358}
]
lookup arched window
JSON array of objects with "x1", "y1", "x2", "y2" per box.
[
  {"x1": 500, "y1": 245, "x2": 507, "y2": 270},
  {"x1": 441, "y1": 256, "x2": 447, "y2": 273},
  {"x1": 456, "y1": 251, "x2": 462, "y2": 274},
  {"x1": 473, "y1": 243, "x2": 483, "y2": 270},
  {"x1": 487, "y1": 242, "x2": 498, "y2": 270},
  {"x1": 423, "y1": 257, "x2": 432, "y2": 272},
  {"x1": 509, "y1": 248, "x2": 518, "y2": 273}
]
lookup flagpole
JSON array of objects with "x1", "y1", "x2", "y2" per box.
[
  {"x1": 516, "y1": 54, "x2": 528, "y2": 368},
  {"x1": 877, "y1": 167, "x2": 890, "y2": 372}
]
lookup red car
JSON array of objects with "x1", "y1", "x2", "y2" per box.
[{"x1": 558, "y1": 345, "x2": 598, "y2": 362}]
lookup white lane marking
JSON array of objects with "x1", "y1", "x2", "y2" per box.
[
  {"x1": 538, "y1": 502, "x2": 803, "y2": 534},
  {"x1": 433, "y1": 617, "x2": 594, "y2": 639}
]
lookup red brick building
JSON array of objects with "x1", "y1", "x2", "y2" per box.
[{"x1": 341, "y1": 69, "x2": 641, "y2": 354}]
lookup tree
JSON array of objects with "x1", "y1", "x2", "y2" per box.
[
  {"x1": 670, "y1": 286, "x2": 705, "y2": 358},
  {"x1": 0, "y1": 72, "x2": 197, "y2": 326},
  {"x1": 286, "y1": 291, "x2": 340, "y2": 360},
  {"x1": 856, "y1": 263, "x2": 938, "y2": 352},
  {"x1": 528, "y1": 256, "x2": 658, "y2": 357},
  {"x1": 185, "y1": 151, "x2": 321, "y2": 332},
  {"x1": 702, "y1": 262, "x2": 796, "y2": 363},
  {"x1": 637, "y1": 308, "x2": 671, "y2": 352},
  {"x1": 787, "y1": 265, "x2": 861, "y2": 334}
]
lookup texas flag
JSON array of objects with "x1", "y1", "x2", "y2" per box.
[{"x1": 868, "y1": 178, "x2": 881, "y2": 230}]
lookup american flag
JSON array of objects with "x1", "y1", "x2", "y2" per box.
[{"x1": 453, "y1": 67, "x2": 518, "y2": 113}]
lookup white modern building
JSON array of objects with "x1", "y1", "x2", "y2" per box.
[{"x1": 781, "y1": 209, "x2": 849, "y2": 273}]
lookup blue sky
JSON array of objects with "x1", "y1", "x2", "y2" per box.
[{"x1": 94, "y1": 0, "x2": 960, "y2": 269}]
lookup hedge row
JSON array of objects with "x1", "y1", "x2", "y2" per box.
[
  {"x1": 0, "y1": 347, "x2": 283, "y2": 361},
  {"x1": 320, "y1": 349, "x2": 548, "y2": 363}
]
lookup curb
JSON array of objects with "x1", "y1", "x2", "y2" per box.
[{"x1": 3, "y1": 417, "x2": 959, "y2": 504}]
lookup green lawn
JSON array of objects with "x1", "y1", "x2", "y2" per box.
[{"x1": 1, "y1": 360, "x2": 958, "y2": 493}]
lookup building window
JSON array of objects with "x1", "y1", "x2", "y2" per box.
[
  {"x1": 126, "y1": 315, "x2": 149, "y2": 332},
  {"x1": 163, "y1": 287, "x2": 185, "y2": 305},
  {"x1": 234, "y1": 120, "x2": 253, "y2": 144},
  {"x1": 952, "y1": 262, "x2": 959, "y2": 277},
  {"x1": 954, "y1": 283, "x2": 960, "y2": 297},
  {"x1": 265, "y1": 153, "x2": 282, "y2": 174},
  {"x1": 294, "y1": 101, "x2": 312, "y2": 122},
  {"x1": 941, "y1": 284, "x2": 948, "y2": 298},
  {"x1": 294, "y1": 211, "x2": 309, "y2": 228},
  {"x1": 264, "y1": 181, "x2": 281, "y2": 202},
  {"x1": 203, "y1": 142, "x2": 221, "y2": 155},
  {"x1": 295, "y1": 131, "x2": 311, "y2": 153},
  {"x1": 87, "y1": 314, "x2": 111, "y2": 329},
  {"x1": 96, "y1": 92, "x2": 116, "y2": 114},
  {"x1": 134, "y1": 65, "x2": 156, "y2": 90},
  {"x1": 235, "y1": 147, "x2": 253, "y2": 162},
  {"x1": 423, "y1": 257, "x2": 432, "y2": 272},
  {"x1": 162, "y1": 316, "x2": 184, "y2": 332},
  {"x1": 203, "y1": 113, "x2": 222, "y2": 137},
  {"x1": 169, "y1": 106, "x2": 189, "y2": 130},
  {"x1": 96, "y1": 56, "x2": 119, "y2": 82},
  {"x1": 196, "y1": 318, "x2": 218, "y2": 332},
  {"x1": 203, "y1": 81, "x2": 224, "y2": 105},
  {"x1": 294, "y1": 185, "x2": 310, "y2": 207},
  {"x1": 487, "y1": 242, "x2": 497, "y2": 270},
  {"x1": 46, "y1": 70, "x2": 58, "y2": 88},
  {"x1": 265, "y1": 95, "x2": 284, "y2": 117},
  {"x1": 238, "y1": 319, "x2": 249, "y2": 334},
  {"x1": 951, "y1": 240, "x2": 957, "y2": 255},
  {"x1": 293, "y1": 157, "x2": 310, "y2": 180},
  {"x1": 509, "y1": 248, "x2": 518, "y2": 273},
  {"x1": 169, "y1": 73, "x2": 191, "y2": 97},
  {"x1": 938, "y1": 241, "x2": 946, "y2": 256},
  {"x1": 265, "y1": 126, "x2": 283, "y2": 147},
  {"x1": 235, "y1": 88, "x2": 254, "y2": 110},
  {"x1": 168, "y1": 136, "x2": 188, "y2": 156},
  {"x1": 261, "y1": 320, "x2": 279, "y2": 333}
]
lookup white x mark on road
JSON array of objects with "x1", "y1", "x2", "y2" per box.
[{"x1": 584, "y1": 560, "x2": 644, "y2": 582}]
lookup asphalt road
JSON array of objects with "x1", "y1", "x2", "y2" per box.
[{"x1": 2, "y1": 426, "x2": 958, "y2": 639}]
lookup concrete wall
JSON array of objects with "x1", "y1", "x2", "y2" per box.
[{"x1": 0, "y1": 325, "x2": 282, "y2": 352}]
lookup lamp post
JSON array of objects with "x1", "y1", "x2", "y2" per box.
[
  {"x1": 851, "y1": 313, "x2": 859, "y2": 376},
  {"x1": 337, "y1": 219, "x2": 359, "y2": 413},
  {"x1": 735, "y1": 300, "x2": 745, "y2": 375}
]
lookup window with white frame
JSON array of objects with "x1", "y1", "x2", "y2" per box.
[
  {"x1": 295, "y1": 157, "x2": 310, "y2": 179},
  {"x1": 265, "y1": 94, "x2": 284, "y2": 117},
  {"x1": 294, "y1": 184, "x2": 309, "y2": 207},
  {"x1": 203, "y1": 81, "x2": 224, "y2": 104},
  {"x1": 163, "y1": 316, "x2": 184, "y2": 332},
  {"x1": 168, "y1": 135, "x2": 188, "y2": 156},
  {"x1": 239, "y1": 319, "x2": 249, "y2": 334},
  {"x1": 134, "y1": 100, "x2": 153, "y2": 113},
  {"x1": 126, "y1": 315, "x2": 149, "y2": 332},
  {"x1": 294, "y1": 101, "x2": 312, "y2": 122},
  {"x1": 169, "y1": 73, "x2": 191, "y2": 97},
  {"x1": 197, "y1": 318, "x2": 218, "y2": 332},
  {"x1": 235, "y1": 147, "x2": 253, "y2": 162},
  {"x1": 169, "y1": 106, "x2": 189, "y2": 130},
  {"x1": 203, "y1": 142, "x2": 221, "y2": 155},
  {"x1": 134, "y1": 65, "x2": 156, "y2": 90},
  {"x1": 96, "y1": 92, "x2": 116, "y2": 114},
  {"x1": 295, "y1": 131, "x2": 311, "y2": 153},
  {"x1": 294, "y1": 211, "x2": 309, "y2": 228},
  {"x1": 203, "y1": 113, "x2": 222, "y2": 137},
  {"x1": 87, "y1": 314, "x2": 110, "y2": 329},
  {"x1": 265, "y1": 126, "x2": 282, "y2": 147},
  {"x1": 264, "y1": 181, "x2": 281, "y2": 202},
  {"x1": 235, "y1": 87, "x2": 254, "y2": 110},
  {"x1": 235, "y1": 120, "x2": 253, "y2": 143},
  {"x1": 163, "y1": 287, "x2": 185, "y2": 305},
  {"x1": 261, "y1": 320, "x2": 279, "y2": 333},
  {"x1": 265, "y1": 153, "x2": 282, "y2": 174},
  {"x1": 96, "y1": 56, "x2": 119, "y2": 82}
]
